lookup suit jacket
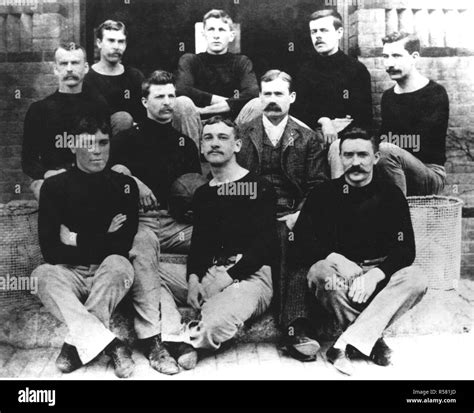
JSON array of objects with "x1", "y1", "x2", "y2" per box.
[{"x1": 237, "y1": 116, "x2": 329, "y2": 210}]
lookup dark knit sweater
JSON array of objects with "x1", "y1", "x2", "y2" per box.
[
  {"x1": 110, "y1": 118, "x2": 201, "y2": 209},
  {"x1": 84, "y1": 66, "x2": 146, "y2": 122},
  {"x1": 292, "y1": 175, "x2": 415, "y2": 279},
  {"x1": 22, "y1": 90, "x2": 109, "y2": 179},
  {"x1": 38, "y1": 167, "x2": 138, "y2": 265},
  {"x1": 187, "y1": 172, "x2": 278, "y2": 281},
  {"x1": 176, "y1": 52, "x2": 259, "y2": 118},
  {"x1": 292, "y1": 49, "x2": 373, "y2": 130},
  {"x1": 380, "y1": 80, "x2": 449, "y2": 165}
]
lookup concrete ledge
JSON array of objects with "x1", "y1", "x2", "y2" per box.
[{"x1": 0, "y1": 257, "x2": 472, "y2": 349}]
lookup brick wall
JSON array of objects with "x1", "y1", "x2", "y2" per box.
[{"x1": 0, "y1": 0, "x2": 81, "y2": 204}]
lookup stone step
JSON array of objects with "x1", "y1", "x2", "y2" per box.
[{"x1": 0, "y1": 256, "x2": 472, "y2": 349}]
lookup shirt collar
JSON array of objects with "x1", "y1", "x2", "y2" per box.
[{"x1": 262, "y1": 115, "x2": 289, "y2": 146}]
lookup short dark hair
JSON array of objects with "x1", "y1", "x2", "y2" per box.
[
  {"x1": 203, "y1": 9, "x2": 234, "y2": 29},
  {"x1": 54, "y1": 42, "x2": 87, "y2": 61},
  {"x1": 71, "y1": 112, "x2": 111, "y2": 138},
  {"x1": 142, "y1": 70, "x2": 175, "y2": 98},
  {"x1": 339, "y1": 127, "x2": 379, "y2": 153},
  {"x1": 382, "y1": 31, "x2": 420, "y2": 54},
  {"x1": 202, "y1": 115, "x2": 238, "y2": 138},
  {"x1": 260, "y1": 70, "x2": 294, "y2": 93},
  {"x1": 96, "y1": 20, "x2": 127, "y2": 40},
  {"x1": 309, "y1": 9, "x2": 343, "y2": 30}
]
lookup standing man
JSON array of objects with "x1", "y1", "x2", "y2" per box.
[
  {"x1": 237, "y1": 70, "x2": 328, "y2": 345},
  {"x1": 176, "y1": 9, "x2": 259, "y2": 121},
  {"x1": 22, "y1": 42, "x2": 109, "y2": 200},
  {"x1": 377, "y1": 32, "x2": 449, "y2": 195},
  {"x1": 288, "y1": 127, "x2": 427, "y2": 374},
  {"x1": 84, "y1": 20, "x2": 201, "y2": 143},
  {"x1": 158, "y1": 116, "x2": 277, "y2": 371},
  {"x1": 33, "y1": 114, "x2": 139, "y2": 378},
  {"x1": 110, "y1": 70, "x2": 202, "y2": 375}
]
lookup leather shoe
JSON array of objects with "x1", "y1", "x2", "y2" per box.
[
  {"x1": 56, "y1": 342, "x2": 82, "y2": 373},
  {"x1": 370, "y1": 338, "x2": 392, "y2": 366},
  {"x1": 284, "y1": 319, "x2": 320, "y2": 362},
  {"x1": 145, "y1": 335, "x2": 179, "y2": 375},
  {"x1": 326, "y1": 346, "x2": 354, "y2": 376},
  {"x1": 167, "y1": 342, "x2": 198, "y2": 370},
  {"x1": 105, "y1": 338, "x2": 135, "y2": 378}
]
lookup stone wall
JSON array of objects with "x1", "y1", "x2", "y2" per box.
[{"x1": 0, "y1": 0, "x2": 81, "y2": 204}]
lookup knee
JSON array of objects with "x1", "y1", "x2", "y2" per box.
[
  {"x1": 32, "y1": 264, "x2": 60, "y2": 296},
  {"x1": 201, "y1": 311, "x2": 239, "y2": 344},
  {"x1": 398, "y1": 266, "x2": 428, "y2": 297},
  {"x1": 101, "y1": 255, "x2": 134, "y2": 284},
  {"x1": 174, "y1": 96, "x2": 198, "y2": 115},
  {"x1": 130, "y1": 228, "x2": 160, "y2": 260}
]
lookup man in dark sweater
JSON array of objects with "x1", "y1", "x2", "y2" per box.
[
  {"x1": 110, "y1": 70, "x2": 202, "y2": 375},
  {"x1": 158, "y1": 116, "x2": 277, "y2": 370},
  {"x1": 377, "y1": 32, "x2": 449, "y2": 195},
  {"x1": 293, "y1": 9, "x2": 372, "y2": 142},
  {"x1": 22, "y1": 42, "x2": 109, "y2": 200},
  {"x1": 84, "y1": 20, "x2": 201, "y2": 144},
  {"x1": 32, "y1": 115, "x2": 139, "y2": 378},
  {"x1": 176, "y1": 9, "x2": 259, "y2": 121},
  {"x1": 287, "y1": 127, "x2": 427, "y2": 374}
]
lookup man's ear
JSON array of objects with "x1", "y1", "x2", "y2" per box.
[
  {"x1": 84, "y1": 61, "x2": 89, "y2": 75},
  {"x1": 411, "y1": 51, "x2": 420, "y2": 61},
  {"x1": 141, "y1": 96, "x2": 148, "y2": 109},
  {"x1": 96, "y1": 38, "x2": 102, "y2": 50},
  {"x1": 289, "y1": 91, "x2": 296, "y2": 104},
  {"x1": 229, "y1": 29, "x2": 236, "y2": 43},
  {"x1": 234, "y1": 138, "x2": 242, "y2": 153},
  {"x1": 336, "y1": 27, "x2": 344, "y2": 40},
  {"x1": 373, "y1": 150, "x2": 381, "y2": 164}
]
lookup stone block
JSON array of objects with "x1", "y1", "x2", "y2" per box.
[
  {"x1": 6, "y1": 14, "x2": 21, "y2": 53},
  {"x1": 32, "y1": 13, "x2": 62, "y2": 39},
  {"x1": 32, "y1": 37, "x2": 60, "y2": 52},
  {"x1": 20, "y1": 13, "x2": 33, "y2": 52}
]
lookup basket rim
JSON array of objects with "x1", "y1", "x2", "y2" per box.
[{"x1": 407, "y1": 195, "x2": 464, "y2": 207}]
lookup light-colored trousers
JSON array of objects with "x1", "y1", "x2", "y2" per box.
[
  {"x1": 313, "y1": 260, "x2": 428, "y2": 356},
  {"x1": 328, "y1": 140, "x2": 446, "y2": 196},
  {"x1": 128, "y1": 210, "x2": 193, "y2": 339},
  {"x1": 160, "y1": 264, "x2": 273, "y2": 350},
  {"x1": 33, "y1": 255, "x2": 134, "y2": 364}
]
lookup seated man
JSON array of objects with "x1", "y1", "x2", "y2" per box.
[
  {"x1": 176, "y1": 9, "x2": 259, "y2": 123},
  {"x1": 328, "y1": 32, "x2": 449, "y2": 196},
  {"x1": 158, "y1": 116, "x2": 277, "y2": 371},
  {"x1": 237, "y1": 70, "x2": 328, "y2": 330},
  {"x1": 32, "y1": 114, "x2": 139, "y2": 378},
  {"x1": 110, "y1": 70, "x2": 201, "y2": 375},
  {"x1": 22, "y1": 42, "x2": 109, "y2": 200},
  {"x1": 84, "y1": 20, "x2": 201, "y2": 143},
  {"x1": 377, "y1": 32, "x2": 449, "y2": 195},
  {"x1": 288, "y1": 127, "x2": 427, "y2": 375}
]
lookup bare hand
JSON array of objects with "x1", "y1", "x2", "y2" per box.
[
  {"x1": 108, "y1": 213, "x2": 127, "y2": 233},
  {"x1": 348, "y1": 270, "x2": 381, "y2": 304},
  {"x1": 319, "y1": 118, "x2": 338, "y2": 145},
  {"x1": 136, "y1": 180, "x2": 158, "y2": 212},
  {"x1": 187, "y1": 276, "x2": 205, "y2": 310},
  {"x1": 44, "y1": 169, "x2": 66, "y2": 179},
  {"x1": 60, "y1": 224, "x2": 77, "y2": 246},
  {"x1": 277, "y1": 211, "x2": 300, "y2": 231}
]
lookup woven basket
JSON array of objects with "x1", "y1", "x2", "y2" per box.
[
  {"x1": 407, "y1": 196, "x2": 463, "y2": 290},
  {"x1": 0, "y1": 200, "x2": 43, "y2": 308}
]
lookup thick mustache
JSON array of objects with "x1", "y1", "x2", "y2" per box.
[
  {"x1": 264, "y1": 103, "x2": 282, "y2": 111},
  {"x1": 64, "y1": 75, "x2": 79, "y2": 80},
  {"x1": 347, "y1": 166, "x2": 365, "y2": 173}
]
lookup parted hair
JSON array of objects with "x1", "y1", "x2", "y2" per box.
[
  {"x1": 309, "y1": 9, "x2": 343, "y2": 30},
  {"x1": 141, "y1": 70, "x2": 175, "y2": 98},
  {"x1": 382, "y1": 32, "x2": 420, "y2": 54},
  {"x1": 202, "y1": 115, "x2": 239, "y2": 139},
  {"x1": 260, "y1": 70, "x2": 294, "y2": 93},
  {"x1": 54, "y1": 42, "x2": 87, "y2": 61},
  {"x1": 96, "y1": 20, "x2": 128, "y2": 40}
]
